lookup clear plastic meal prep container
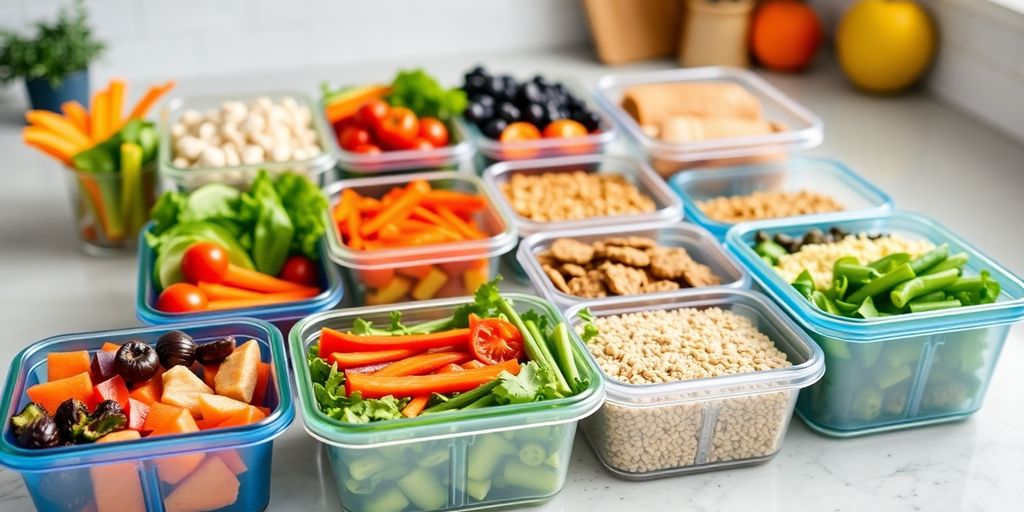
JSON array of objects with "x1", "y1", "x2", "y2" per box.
[
  {"x1": 565, "y1": 290, "x2": 824, "y2": 480},
  {"x1": 594, "y1": 67, "x2": 823, "y2": 177},
  {"x1": 325, "y1": 171, "x2": 517, "y2": 306},
  {"x1": 0, "y1": 318, "x2": 294, "y2": 512},
  {"x1": 483, "y1": 154, "x2": 683, "y2": 278},
  {"x1": 518, "y1": 221, "x2": 750, "y2": 312},
  {"x1": 159, "y1": 90, "x2": 337, "y2": 191},
  {"x1": 725, "y1": 211, "x2": 1024, "y2": 437},
  {"x1": 669, "y1": 157, "x2": 893, "y2": 240},
  {"x1": 288, "y1": 295, "x2": 605, "y2": 511},
  {"x1": 469, "y1": 78, "x2": 617, "y2": 166},
  {"x1": 136, "y1": 223, "x2": 344, "y2": 332}
]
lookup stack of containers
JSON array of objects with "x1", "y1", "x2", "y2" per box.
[
  {"x1": 288, "y1": 295, "x2": 605, "y2": 511},
  {"x1": 0, "y1": 319, "x2": 294, "y2": 512},
  {"x1": 159, "y1": 91, "x2": 337, "y2": 191}
]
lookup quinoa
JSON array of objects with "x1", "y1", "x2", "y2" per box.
[
  {"x1": 774, "y1": 233, "x2": 935, "y2": 289},
  {"x1": 698, "y1": 189, "x2": 845, "y2": 223},
  {"x1": 499, "y1": 171, "x2": 656, "y2": 222}
]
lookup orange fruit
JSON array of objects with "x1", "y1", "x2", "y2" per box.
[{"x1": 751, "y1": 1, "x2": 823, "y2": 72}]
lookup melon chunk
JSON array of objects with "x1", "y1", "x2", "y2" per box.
[
  {"x1": 161, "y1": 365, "x2": 213, "y2": 417},
  {"x1": 157, "y1": 453, "x2": 206, "y2": 485},
  {"x1": 163, "y1": 456, "x2": 240, "y2": 512},
  {"x1": 215, "y1": 449, "x2": 248, "y2": 475},
  {"x1": 214, "y1": 340, "x2": 261, "y2": 403},
  {"x1": 92, "y1": 430, "x2": 145, "y2": 512},
  {"x1": 197, "y1": 394, "x2": 249, "y2": 425}
]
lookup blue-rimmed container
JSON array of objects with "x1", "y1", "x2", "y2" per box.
[
  {"x1": 136, "y1": 224, "x2": 344, "y2": 332},
  {"x1": 725, "y1": 211, "x2": 1024, "y2": 437},
  {"x1": 670, "y1": 157, "x2": 893, "y2": 240},
  {"x1": 0, "y1": 318, "x2": 294, "y2": 512}
]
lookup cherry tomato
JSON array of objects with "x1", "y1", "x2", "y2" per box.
[
  {"x1": 353, "y1": 143, "x2": 382, "y2": 154},
  {"x1": 332, "y1": 116, "x2": 359, "y2": 136},
  {"x1": 542, "y1": 119, "x2": 588, "y2": 139},
  {"x1": 157, "y1": 283, "x2": 208, "y2": 313},
  {"x1": 499, "y1": 122, "x2": 541, "y2": 143},
  {"x1": 376, "y1": 107, "x2": 420, "y2": 150},
  {"x1": 469, "y1": 318, "x2": 524, "y2": 365},
  {"x1": 355, "y1": 99, "x2": 390, "y2": 130},
  {"x1": 279, "y1": 255, "x2": 317, "y2": 286},
  {"x1": 402, "y1": 137, "x2": 435, "y2": 151},
  {"x1": 181, "y1": 242, "x2": 229, "y2": 283},
  {"x1": 339, "y1": 126, "x2": 372, "y2": 151},
  {"x1": 418, "y1": 117, "x2": 449, "y2": 147}
]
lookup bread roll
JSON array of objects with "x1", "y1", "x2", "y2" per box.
[
  {"x1": 621, "y1": 82, "x2": 763, "y2": 126},
  {"x1": 658, "y1": 115, "x2": 775, "y2": 143}
]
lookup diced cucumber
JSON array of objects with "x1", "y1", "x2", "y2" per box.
[
  {"x1": 518, "y1": 442, "x2": 547, "y2": 466},
  {"x1": 363, "y1": 486, "x2": 409, "y2": 512},
  {"x1": 467, "y1": 434, "x2": 516, "y2": 481},
  {"x1": 396, "y1": 468, "x2": 447, "y2": 510},
  {"x1": 348, "y1": 454, "x2": 388, "y2": 481},
  {"x1": 503, "y1": 461, "x2": 559, "y2": 494},
  {"x1": 467, "y1": 478, "x2": 492, "y2": 501}
]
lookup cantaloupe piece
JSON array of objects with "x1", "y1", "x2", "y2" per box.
[
  {"x1": 144, "y1": 402, "x2": 199, "y2": 437},
  {"x1": 161, "y1": 365, "x2": 213, "y2": 417},
  {"x1": 100, "y1": 342, "x2": 120, "y2": 353},
  {"x1": 216, "y1": 406, "x2": 266, "y2": 428},
  {"x1": 128, "y1": 369, "x2": 163, "y2": 405},
  {"x1": 214, "y1": 340, "x2": 260, "y2": 403},
  {"x1": 257, "y1": 406, "x2": 271, "y2": 417},
  {"x1": 196, "y1": 394, "x2": 249, "y2": 425},
  {"x1": 251, "y1": 362, "x2": 271, "y2": 407},
  {"x1": 157, "y1": 453, "x2": 206, "y2": 485},
  {"x1": 195, "y1": 418, "x2": 216, "y2": 430},
  {"x1": 91, "y1": 430, "x2": 145, "y2": 512},
  {"x1": 201, "y1": 363, "x2": 219, "y2": 389},
  {"x1": 127, "y1": 397, "x2": 150, "y2": 431},
  {"x1": 215, "y1": 450, "x2": 248, "y2": 475},
  {"x1": 27, "y1": 371, "x2": 93, "y2": 414},
  {"x1": 47, "y1": 350, "x2": 91, "y2": 381},
  {"x1": 163, "y1": 456, "x2": 240, "y2": 512}
]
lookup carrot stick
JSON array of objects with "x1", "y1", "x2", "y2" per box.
[
  {"x1": 357, "y1": 197, "x2": 383, "y2": 214},
  {"x1": 405, "y1": 228, "x2": 462, "y2": 246},
  {"x1": 91, "y1": 89, "x2": 110, "y2": 142},
  {"x1": 319, "y1": 327, "x2": 470, "y2": 356},
  {"x1": 345, "y1": 213, "x2": 363, "y2": 249},
  {"x1": 402, "y1": 395, "x2": 430, "y2": 417},
  {"x1": 410, "y1": 206, "x2": 452, "y2": 228},
  {"x1": 222, "y1": 264, "x2": 318, "y2": 293},
  {"x1": 25, "y1": 110, "x2": 91, "y2": 151},
  {"x1": 107, "y1": 79, "x2": 126, "y2": 134},
  {"x1": 372, "y1": 352, "x2": 471, "y2": 377},
  {"x1": 24, "y1": 141, "x2": 71, "y2": 165},
  {"x1": 329, "y1": 349, "x2": 422, "y2": 369},
  {"x1": 395, "y1": 219, "x2": 436, "y2": 232},
  {"x1": 360, "y1": 187, "x2": 427, "y2": 237},
  {"x1": 197, "y1": 282, "x2": 263, "y2": 300},
  {"x1": 331, "y1": 188, "x2": 360, "y2": 223},
  {"x1": 206, "y1": 291, "x2": 319, "y2": 311},
  {"x1": 128, "y1": 80, "x2": 176, "y2": 120},
  {"x1": 435, "y1": 206, "x2": 485, "y2": 239},
  {"x1": 420, "y1": 191, "x2": 487, "y2": 212},
  {"x1": 378, "y1": 223, "x2": 403, "y2": 242},
  {"x1": 22, "y1": 128, "x2": 80, "y2": 163},
  {"x1": 61, "y1": 101, "x2": 90, "y2": 138},
  {"x1": 345, "y1": 360, "x2": 520, "y2": 398}
]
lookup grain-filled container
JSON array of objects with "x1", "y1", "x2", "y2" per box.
[
  {"x1": 518, "y1": 221, "x2": 749, "y2": 311},
  {"x1": 670, "y1": 157, "x2": 893, "y2": 239},
  {"x1": 159, "y1": 90, "x2": 336, "y2": 191},
  {"x1": 0, "y1": 319, "x2": 294, "y2": 512},
  {"x1": 567, "y1": 290, "x2": 823, "y2": 479},
  {"x1": 325, "y1": 171, "x2": 516, "y2": 305},
  {"x1": 289, "y1": 295, "x2": 605, "y2": 511},
  {"x1": 725, "y1": 211, "x2": 1024, "y2": 436},
  {"x1": 594, "y1": 67, "x2": 823, "y2": 177}
]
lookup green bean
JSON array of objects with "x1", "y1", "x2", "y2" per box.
[
  {"x1": 422, "y1": 381, "x2": 500, "y2": 414},
  {"x1": 835, "y1": 299, "x2": 860, "y2": 316},
  {"x1": 792, "y1": 270, "x2": 815, "y2": 299},
  {"x1": 890, "y1": 268, "x2": 960, "y2": 308},
  {"x1": 827, "y1": 275, "x2": 849, "y2": 301},
  {"x1": 915, "y1": 291, "x2": 948, "y2": 303},
  {"x1": 524, "y1": 319, "x2": 570, "y2": 395},
  {"x1": 857, "y1": 296, "x2": 880, "y2": 318},
  {"x1": 867, "y1": 253, "x2": 911, "y2": 273},
  {"x1": 835, "y1": 259, "x2": 880, "y2": 285},
  {"x1": 922, "y1": 252, "x2": 968, "y2": 276},
  {"x1": 812, "y1": 290, "x2": 841, "y2": 315},
  {"x1": 908, "y1": 299, "x2": 963, "y2": 313},
  {"x1": 946, "y1": 275, "x2": 986, "y2": 293},
  {"x1": 846, "y1": 263, "x2": 916, "y2": 305},
  {"x1": 755, "y1": 239, "x2": 788, "y2": 264},
  {"x1": 908, "y1": 243, "x2": 949, "y2": 275}
]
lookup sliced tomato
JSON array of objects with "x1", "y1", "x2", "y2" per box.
[{"x1": 469, "y1": 318, "x2": 524, "y2": 364}]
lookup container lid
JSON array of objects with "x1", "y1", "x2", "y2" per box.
[
  {"x1": 136, "y1": 224, "x2": 344, "y2": 325},
  {"x1": 0, "y1": 318, "x2": 294, "y2": 472},
  {"x1": 159, "y1": 90, "x2": 337, "y2": 188},
  {"x1": 725, "y1": 210, "x2": 1024, "y2": 341},
  {"x1": 289, "y1": 294, "x2": 606, "y2": 448},
  {"x1": 670, "y1": 157, "x2": 894, "y2": 237},
  {"x1": 594, "y1": 67, "x2": 823, "y2": 163},
  {"x1": 517, "y1": 221, "x2": 751, "y2": 309},
  {"x1": 324, "y1": 171, "x2": 518, "y2": 270},
  {"x1": 482, "y1": 154, "x2": 683, "y2": 239},
  {"x1": 564, "y1": 289, "x2": 824, "y2": 406}
]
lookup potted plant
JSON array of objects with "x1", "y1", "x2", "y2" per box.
[{"x1": 0, "y1": 0, "x2": 105, "y2": 113}]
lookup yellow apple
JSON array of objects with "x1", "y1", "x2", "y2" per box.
[{"x1": 836, "y1": 0, "x2": 937, "y2": 94}]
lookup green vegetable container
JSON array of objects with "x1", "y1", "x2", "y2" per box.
[
  {"x1": 289, "y1": 295, "x2": 604, "y2": 511},
  {"x1": 63, "y1": 162, "x2": 158, "y2": 255},
  {"x1": 725, "y1": 211, "x2": 1024, "y2": 436}
]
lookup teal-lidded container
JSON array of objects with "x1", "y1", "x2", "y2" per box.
[
  {"x1": 289, "y1": 294, "x2": 604, "y2": 511},
  {"x1": 725, "y1": 211, "x2": 1024, "y2": 437},
  {"x1": 136, "y1": 223, "x2": 344, "y2": 333},
  {"x1": 669, "y1": 157, "x2": 893, "y2": 240},
  {"x1": 0, "y1": 319, "x2": 294, "y2": 512}
]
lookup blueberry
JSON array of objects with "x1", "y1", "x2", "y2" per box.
[
  {"x1": 573, "y1": 109, "x2": 602, "y2": 132},
  {"x1": 463, "y1": 74, "x2": 488, "y2": 96},
  {"x1": 464, "y1": 102, "x2": 493, "y2": 125},
  {"x1": 496, "y1": 102, "x2": 521, "y2": 123},
  {"x1": 482, "y1": 118, "x2": 509, "y2": 139},
  {"x1": 522, "y1": 103, "x2": 547, "y2": 126},
  {"x1": 517, "y1": 82, "x2": 545, "y2": 106},
  {"x1": 545, "y1": 102, "x2": 566, "y2": 122},
  {"x1": 497, "y1": 75, "x2": 519, "y2": 100},
  {"x1": 483, "y1": 76, "x2": 505, "y2": 97},
  {"x1": 531, "y1": 75, "x2": 549, "y2": 88},
  {"x1": 471, "y1": 94, "x2": 496, "y2": 109}
]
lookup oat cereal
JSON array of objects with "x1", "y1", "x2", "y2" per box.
[
  {"x1": 698, "y1": 189, "x2": 845, "y2": 223},
  {"x1": 500, "y1": 171, "x2": 656, "y2": 222}
]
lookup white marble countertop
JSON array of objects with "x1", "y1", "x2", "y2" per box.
[{"x1": 1, "y1": 49, "x2": 1022, "y2": 511}]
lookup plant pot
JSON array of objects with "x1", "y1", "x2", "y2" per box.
[{"x1": 24, "y1": 68, "x2": 90, "y2": 113}]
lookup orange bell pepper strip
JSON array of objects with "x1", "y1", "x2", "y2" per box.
[
  {"x1": 329, "y1": 349, "x2": 422, "y2": 369},
  {"x1": 372, "y1": 351, "x2": 471, "y2": 377},
  {"x1": 345, "y1": 360, "x2": 520, "y2": 398},
  {"x1": 401, "y1": 395, "x2": 430, "y2": 417},
  {"x1": 318, "y1": 327, "x2": 471, "y2": 356}
]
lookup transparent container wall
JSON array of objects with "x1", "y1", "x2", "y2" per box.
[
  {"x1": 159, "y1": 90, "x2": 337, "y2": 191},
  {"x1": 595, "y1": 67, "x2": 823, "y2": 177},
  {"x1": 326, "y1": 423, "x2": 575, "y2": 512},
  {"x1": 670, "y1": 158, "x2": 893, "y2": 239},
  {"x1": 797, "y1": 324, "x2": 1009, "y2": 437},
  {"x1": 64, "y1": 165, "x2": 159, "y2": 255},
  {"x1": 519, "y1": 223, "x2": 749, "y2": 311},
  {"x1": 330, "y1": 114, "x2": 475, "y2": 176}
]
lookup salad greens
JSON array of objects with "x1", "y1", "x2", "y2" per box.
[
  {"x1": 386, "y1": 69, "x2": 467, "y2": 122},
  {"x1": 308, "y1": 348, "x2": 408, "y2": 424}
]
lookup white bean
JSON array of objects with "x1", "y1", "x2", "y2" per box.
[
  {"x1": 223, "y1": 144, "x2": 241, "y2": 167},
  {"x1": 197, "y1": 121, "x2": 217, "y2": 141},
  {"x1": 180, "y1": 109, "x2": 202, "y2": 127},
  {"x1": 171, "y1": 122, "x2": 187, "y2": 139},
  {"x1": 241, "y1": 144, "x2": 265, "y2": 164},
  {"x1": 270, "y1": 144, "x2": 291, "y2": 162},
  {"x1": 199, "y1": 146, "x2": 226, "y2": 168},
  {"x1": 176, "y1": 135, "x2": 204, "y2": 161},
  {"x1": 172, "y1": 157, "x2": 191, "y2": 169}
]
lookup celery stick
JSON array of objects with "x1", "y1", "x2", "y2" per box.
[
  {"x1": 467, "y1": 478, "x2": 492, "y2": 501},
  {"x1": 503, "y1": 461, "x2": 559, "y2": 494},
  {"x1": 119, "y1": 142, "x2": 144, "y2": 237},
  {"x1": 415, "y1": 447, "x2": 450, "y2": 468},
  {"x1": 396, "y1": 468, "x2": 447, "y2": 510},
  {"x1": 467, "y1": 434, "x2": 516, "y2": 481}
]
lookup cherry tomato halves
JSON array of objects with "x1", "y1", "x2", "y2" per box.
[
  {"x1": 157, "y1": 283, "x2": 209, "y2": 313},
  {"x1": 469, "y1": 318, "x2": 524, "y2": 365},
  {"x1": 181, "y1": 242, "x2": 229, "y2": 283}
]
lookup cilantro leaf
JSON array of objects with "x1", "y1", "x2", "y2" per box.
[
  {"x1": 338, "y1": 393, "x2": 407, "y2": 424},
  {"x1": 520, "y1": 309, "x2": 550, "y2": 333},
  {"x1": 451, "y1": 277, "x2": 504, "y2": 327},
  {"x1": 388, "y1": 311, "x2": 407, "y2": 332},
  {"x1": 492, "y1": 362, "x2": 560, "y2": 405},
  {"x1": 577, "y1": 308, "x2": 600, "y2": 343}
]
